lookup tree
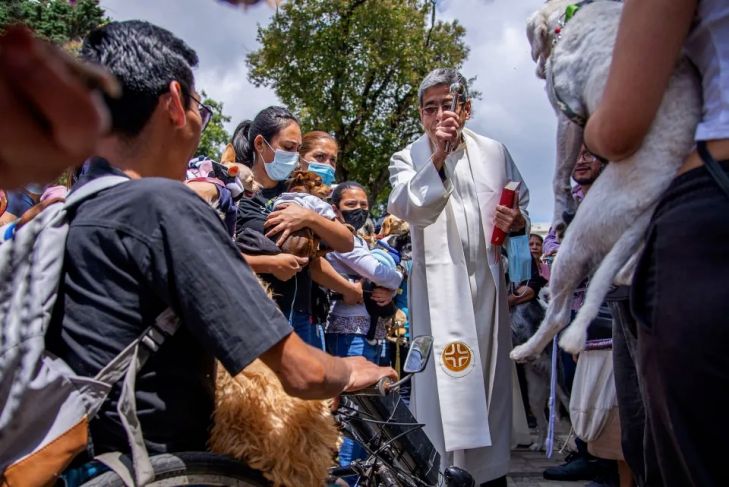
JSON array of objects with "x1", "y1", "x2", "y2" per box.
[
  {"x1": 0, "y1": 0, "x2": 107, "y2": 49},
  {"x1": 196, "y1": 92, "x2": 232, "y2": 161},
  {"x1": 247, "y1": 0, "x2": 471, "y2": 206}
]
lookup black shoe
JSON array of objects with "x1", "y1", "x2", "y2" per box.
[{"x1": 543, "y1": 452, "x2": 599, "y2": 481}]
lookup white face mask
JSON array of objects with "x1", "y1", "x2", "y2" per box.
[{"x1": 260, "y1": 138, "x2": 298, "y2": 181}]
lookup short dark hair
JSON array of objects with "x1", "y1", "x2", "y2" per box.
[
  {"x1": 418, "y1": 68, "x2": 469, "y2": 107},
  {"x1": 331, "y1": 181, "x2": 367, "y2": 207},
  {"x1": 80, "y1": 20, "x2": 199, "y2": 137},
  {"x1": 231, "y1": 106, "x2": 299, "y2": 167}
]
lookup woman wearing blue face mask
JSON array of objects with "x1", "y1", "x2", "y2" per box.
[
  {"x1": 298, "y1": 131, "x2": 338, "y2": 187},
  {"x1": 232, "y1": 107, "x2": 354, "y2": 349}
]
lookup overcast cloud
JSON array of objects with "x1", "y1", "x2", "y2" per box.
[{"x1": 100, "y1": 0, "x2": 557, "y2": 223}]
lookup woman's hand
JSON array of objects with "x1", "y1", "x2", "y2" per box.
[
  {"x1": 342, "y1": 280, "x2": 364, "y2": 305},
  {"x1": 269, "y1": 254, "x2": 309, "y2": 281},
  {"x1": 371, "y1": 286, "x2": 396, "y2": 306},
  {"x1": 264, "y1": 203, "x2": 313, "y2": 246}
]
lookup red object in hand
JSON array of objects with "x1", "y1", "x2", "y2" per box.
[{"x1": 490, "y1": 181, "x2": 520, "y2": 246}]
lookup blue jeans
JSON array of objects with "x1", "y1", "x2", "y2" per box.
[
  {"x1": 291, "y1": 311, "x2": 324, "y2": 350},
  {"x1": 325, "y1": 333, "x2": 379, "y2": 483}
]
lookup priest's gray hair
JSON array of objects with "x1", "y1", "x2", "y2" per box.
[{"x1": 418, "y1": 68, "x2": 470, "y2": 107}]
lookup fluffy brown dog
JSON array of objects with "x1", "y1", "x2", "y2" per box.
[{"x1": 210, "y1": 360, "x2": 340, "y2": 487}]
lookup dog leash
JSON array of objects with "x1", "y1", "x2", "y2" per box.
[
  {"x1": 697, "y1": 141, "x2": 729, "y2": 200},
  {"x1": 546, "y1": 336, "x2": 559, "y2": 458}
]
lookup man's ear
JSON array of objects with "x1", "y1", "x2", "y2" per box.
[
  {"x1": 166, "y1": 80, "x2": 187, "y2": 128},
  {"x1": 462, "y1": 99, "x2": 472, "y2": 121}
]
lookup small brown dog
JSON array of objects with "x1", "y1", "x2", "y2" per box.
[
  {"x1": 277, "y1": 170, "x2": 334, "y2": 259},
  {"x1": 211, "y1": 360, "x2": 340, "y2": 487}
]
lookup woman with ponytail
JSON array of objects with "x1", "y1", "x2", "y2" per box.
[{"x1": 232, "y1": 107, "x2": 353, "y2": 348}]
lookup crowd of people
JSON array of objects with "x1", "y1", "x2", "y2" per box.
[{"x1": 0, "y1": 0, "x2": 727, "y2": 486}]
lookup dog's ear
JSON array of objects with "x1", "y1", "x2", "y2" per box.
[
  {"x1": 380, "y1": 217, "x2": 392, "y2": 238},
  {"x1": 526, "y1": 10, "x2": 551, "y2": 80},
  {"x1": 221, "y1": 144, "x2": 236, "y2": 164}
]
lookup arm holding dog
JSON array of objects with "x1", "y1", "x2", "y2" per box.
[
  {"x1": 310, "y1": 257, "x2": 363, "y2": 305},
  {"x1": 584, "y1": 0, "x2": 697, "y2": 161},
  {"x1": 265, "y1": 203, "x2": 354, "y2": 252},
  {"x1": 243, "y1": 253, "x2": 308, "y2": 282}
]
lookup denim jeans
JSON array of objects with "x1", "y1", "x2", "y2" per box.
[
  {"x1": 325, "y1": 333, "x2": 379, "y2": 483},
  {"x1": 291, "y1": 311, "x2": 324, "y2": 350}
]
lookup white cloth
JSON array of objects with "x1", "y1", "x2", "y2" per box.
[
  {"x1": 388, "y1": 128, "x2": 530, "y2": 483},
  {"x1": 569, "y1": 350, "x2": 617, "y2": 442},
  {"x1": 273, "y1": 192, "x2": 337, "y2": 220},
  {"x1": 326, "y1": 236, "x2": 403, "y2": 322},
  {"x1": 685, "y1": 0, "x2": 729, "y2": 141}
]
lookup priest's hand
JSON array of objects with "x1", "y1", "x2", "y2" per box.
[
  {"x1": 431, "y1": 110, "x2": 461, "y2": 170},
  {"x1": 494, "y1": 193, "x2": 526, "y2": 233},
  {"x1": 495, "y1": 205, "x2": 526, "y2": 233}
]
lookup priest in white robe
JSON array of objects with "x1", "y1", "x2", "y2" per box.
[{"x1": 387, "y1": 68, "x2": 530, "y2": 486}]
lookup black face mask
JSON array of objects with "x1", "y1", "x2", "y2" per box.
[{"x1": 341, "y1": 208, "x2": 369, "y2": 230}]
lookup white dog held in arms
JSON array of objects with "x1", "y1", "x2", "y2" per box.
[{"x1": 511, "y1": 0, "x2": 701, "y2": 360}]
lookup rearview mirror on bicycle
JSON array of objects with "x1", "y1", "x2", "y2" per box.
[{"x1": 402, "y1": 335, "x2": 433, "y2": 374}]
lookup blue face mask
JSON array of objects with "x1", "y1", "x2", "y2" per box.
[
  {"x1": 260, "y1": 138, "x2": 298, "y2": 181},
  {"x1": 307, "y1": 161, "x2": 336, "y2": 185},
  {"x1": 507, "y1": 234, "x2": 532, "y2": 285},
  {"x1": 24, "y1": 183, "x2": 44, "y2": 195}
]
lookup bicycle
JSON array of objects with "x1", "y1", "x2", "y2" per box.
[{"x1": 79, "y1": 336, "x2": 474, "y2": 487}]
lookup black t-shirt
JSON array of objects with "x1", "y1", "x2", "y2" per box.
[
  {"x1": 47, "y1": 160, "x2": 292, "y2": 454},
  {"x1": 235, "y1": 184, "x2": 312, "y2": 318}
]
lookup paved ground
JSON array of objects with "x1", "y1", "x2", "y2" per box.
[
  {"x1": 507, "y1": 448, "x2": 582, "y2": 487},
  {"x1": 506, "y1": 420, "x2": 583, "y2": 487}
]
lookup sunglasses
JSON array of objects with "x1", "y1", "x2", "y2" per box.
[{"x1": 188, "y1": 92, "x2": 213, "y2": 132}]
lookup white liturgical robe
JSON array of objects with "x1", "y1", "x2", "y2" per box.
[{"x1": 387, "y1": 128, "x2": 530, "y2": 483}]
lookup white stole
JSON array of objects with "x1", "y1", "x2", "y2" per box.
[{"x1": 412, "y1": 129, "x2": 507, "y2": 452}]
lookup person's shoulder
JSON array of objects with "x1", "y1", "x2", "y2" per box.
[
  {"x1": 86, "y1": 177, "x2": 210, "y2": 223},
  {"x1": 111, "y1": 178, "x2": 203, "y2": 206},
  {"x1": 464, "y1": 128, "x2": 503, "y2": 149},
  {"x1": 391, "y1": 134, "x2": 428, "y2": 161}
]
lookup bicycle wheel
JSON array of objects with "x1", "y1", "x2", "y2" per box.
[{"x1": 81, "y1": 452, "x2": 270, "y2": 486}]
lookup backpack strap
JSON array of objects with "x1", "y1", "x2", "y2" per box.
[
  {"x1": 92, "y1": 308, "x2": 181, "y2": 486},
  {"x1": 64, "y1": 175, "x2": 130, "y2": 210}
]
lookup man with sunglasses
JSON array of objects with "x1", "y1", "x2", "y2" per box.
[
  {"x1": 388, "y1": 68, "x2": 530, "y2": 487},
  {"x1": 46, "y1": 20, "x2": 395, "y2": 469}
]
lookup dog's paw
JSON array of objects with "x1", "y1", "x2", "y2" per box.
[
  {"x1": 510, "y1": 342, "x2": 540, "y2": 363},
  {"x1": 559, "y1": 324, "x2": 587, "y2": 354},
  {"x1": 528, "y1": 441, "x2": 544, "y2": 452}
]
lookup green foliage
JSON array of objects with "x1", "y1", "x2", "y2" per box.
[
  {"x1": 196, "y1": 92, "x2": 232, "y2": 161},
  {"x1": 0, "y1": 0, "x2": 107, "y2": 48},
  {"x1": 247, "y1": 0, "x2": 471, "y2": 205}
]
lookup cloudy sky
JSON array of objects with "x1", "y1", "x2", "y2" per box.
[{"x1": 100, "y1": 0, "x2": 557, "y2": 223}]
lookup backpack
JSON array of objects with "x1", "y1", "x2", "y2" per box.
[{"x1": 0, "y1": 176, "x2": 180, "y2": 486}]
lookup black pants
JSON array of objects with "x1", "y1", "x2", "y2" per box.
[
  {"x1": 631, "y1": 163, "x2": 729, "y2": 487},
  {"x1": 608, "y1": 288, "x2": 650, "y2": 487}
]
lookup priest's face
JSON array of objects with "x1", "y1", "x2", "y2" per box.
[{"x1": 419, "y1": 84, "x2": 471, "y2": 145}]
